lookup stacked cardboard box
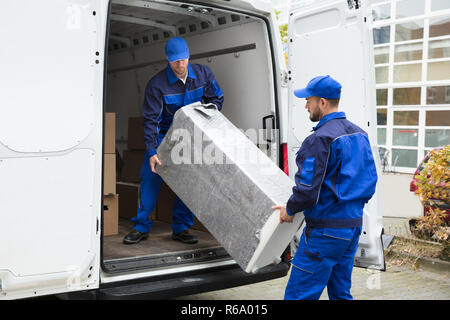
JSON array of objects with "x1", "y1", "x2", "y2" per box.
[
  {"x1": 121, "y1": 116, "x2": 205, "y2": 232},
  {"x1": 103, "y1": 112, "x2": 118, "y2": 236},
  {"x1": 104, "y1": 194, "x2": 119, "y2": 236},
  {"x1": 121, "y1": 117, "x2": 146, "y2": 183},
  {"x1": 116, "y1": 181, "x2": 156, "y2": 220},
  {"x1": 119, "y1": 117, "x2": 145, "y2": 220}
]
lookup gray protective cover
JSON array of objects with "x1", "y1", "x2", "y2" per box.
[{"x1": 156, "y1": 103, "x2": 301, "y2": 272}]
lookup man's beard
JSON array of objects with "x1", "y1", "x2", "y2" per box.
[
  {"x1": 309, "y1": 107, "x2": 322, "y2": 122},
  {"x1": 174, "y1": 68, "x2": 187, "y2": 78}
]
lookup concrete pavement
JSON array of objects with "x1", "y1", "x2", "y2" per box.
[
  {"x1": 174, "y1": 262, "x2": 450, "y2": 300},
  {"x1": 174, "y1": 217, "x2": 450, "y2": 300}
]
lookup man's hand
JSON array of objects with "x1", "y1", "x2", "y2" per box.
[
  {"x1": 150, "y1": 154, "x2": 162, "y2": 173},
  {"x1": 272, "y1": 205, "x2": 294, "y2": 224}
]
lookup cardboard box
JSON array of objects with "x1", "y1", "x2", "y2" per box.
[
  {"x1": 158, "y1": 182, "x2": 208, "y2": 232},
  {"x1": 105, "y1": 112, "x2": 116, "y2": 154},
  {"x1": 103, "y1": 154, "x2": 116, "y2": 195},
  {"x1": 128, "y1": 117, "x2": 146, "y2": 150},
  {"x1": 121, "y1": 150, "x2": 145, "y2": 183},
  {"x1": 156, "y1": 182, "x2": 174, "y2": 225},
  {"x1": 117, "y1": 182, "x2": 140, "y2": 219},
  {"x1": 116, "y1": 181, "x2": 156, "y2": 220},
  {"x1": 103, "y1": 194, "x2": 119, "y2": 236}
]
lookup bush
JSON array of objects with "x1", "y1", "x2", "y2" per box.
[{"x1": 412, "y1": 145, "x2": 449, "y2": 242}]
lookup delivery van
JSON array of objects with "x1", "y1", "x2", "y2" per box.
[{"x1": 0, "y1": 0, "x2": 385, "y2": 300}]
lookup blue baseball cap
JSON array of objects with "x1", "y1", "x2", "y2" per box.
[
  {"x1": 294, "y1": 75, "x2": 342, "y2": 99},
  {"x1": 165, "y1": 37, "x2": 190, "y2": 63}
]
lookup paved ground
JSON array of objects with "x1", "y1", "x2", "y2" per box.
[
  {"x1": 175, "y1": 218, "x2": 449, "y2": 300},
  {"x1": 174, "y1": 263, "x2": 450, "y2": 300}
]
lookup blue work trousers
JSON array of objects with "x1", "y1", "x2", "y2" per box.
[
  {"x1": 131, "y1": 134, "x2": 194, "y2": 234},
  {"x1": 284, "y1": 226, "x2": 361, "y2": 300}
]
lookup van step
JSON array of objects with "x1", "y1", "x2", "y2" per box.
[
  {"x1": 103, "y1": 247, "x2": 229, "y2": 273},
  {"x1": 98, "y1": 262, "x2": 290, "y2": 300}
]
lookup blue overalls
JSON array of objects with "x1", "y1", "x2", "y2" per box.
[
  {"x1": 284, "y1": 112, "x2": 378, "y2": 300},
  {"x1": 131, "y1": 63, "x2": 224, "y2": 234}
]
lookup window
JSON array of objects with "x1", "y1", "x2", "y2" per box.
[
  {"x1": 392, "y1": 149, "x2": 418, "y2": 168},
  {"x1": 373, "y1": 3, "x2": 391, "y2": 21},
  {"x1": 425, "y1": 129, "x2": 450, "y2": 147},
  {"x1": 378, "y1": 128, "x2": 387, "y2": 145},
  {"x1": 427, "y1": 61, "x2": 450, "y2": 81},
  {"x1": 393, "y1": 87, "x2": 421, "y2": 105},
  {"x1": 428, "y1": 39, "x2": 450, "y2": 59},
  {"x1": 374, "y1": 46, "x2": 390, "y2": 63},
  {"x1": 373, "y1": 26, "x2": 391, "y2": 44},
  {"x1": 395, "y1": 21, "x2": 424, "y2": 42},
  {"x1": 394, "y1": 43, "x2": 423, "y2": 62},
  {"x1": 431, "y1": 0, "x2": 450, "y2": 11},
  {"x1": 396, "y1": 0, "x2": 424, "y2": 19},
  {"x1": 377, "y1": 89, "x2": 388, "y2": 105},
  {"x1": 394, "y1": 111, "x2": 419, "y2": 125},
  {"x1": 426, "y1": 111, "x2": 450, "y2": 126},
  {"x1": 427, "y1": 86, "x2": 450, "y2": 104},
  {"x1": 429, "y1": 17, "x2": 450, "y2": 38},
  {"x1": 394, "y1": 63, "x2": 422, "y2": 82},
  {"x1": 393, "y1": 129, "x2": 419, "y2": 146},
  {"x1": 371, "y1": 0, "x2": 450, "y2": 173},
  {"x1": 377, "y1": 108, "x2": 388, "y2": 125},
  {"x1": 376, "y1": 66, "x2": 389, "y2": 83}
]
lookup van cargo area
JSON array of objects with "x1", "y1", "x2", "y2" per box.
[{"x1": 103, "y1": 1, "x2": 279, "y2": 274}]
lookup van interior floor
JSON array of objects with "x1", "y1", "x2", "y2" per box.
[{"x1": 103, "y1": 218, "x2": 222, "y2": 261}]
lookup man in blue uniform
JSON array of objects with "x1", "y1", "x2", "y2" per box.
[
  {"x1": 123, "y1": 37, "x2": 224, "y2": 245},
  {"x1": 273, "y1": 75, "x2": 378, "y2": 300}
]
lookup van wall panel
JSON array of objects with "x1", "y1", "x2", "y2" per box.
[
  {"x1": 0, "y1": 149, "x2": 96, "y2": 276},
  {"x1": 0, "y1": 0, "x2": 98, "y2": 153}
]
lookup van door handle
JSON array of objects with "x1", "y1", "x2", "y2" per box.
[{"x1": 262, "y1": 114, "x2": 275, "y2": 143}]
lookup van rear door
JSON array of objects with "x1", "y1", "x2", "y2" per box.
[
  {"x1": 287, "y1": 0, "x2": 385, "y2": 270},
  {"x1": 0, "y1": 0, "x2": 109, "y2": 299}
]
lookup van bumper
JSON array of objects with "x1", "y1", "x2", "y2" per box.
[{"x1": 97, "y1": 262, "x2": 290, "y2": 300}]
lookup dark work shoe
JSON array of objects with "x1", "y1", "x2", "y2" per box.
[
  {"x1": 172, "y1": 230, "x2": 198, "y2": 244},
  {"x1": 123, "y1": 230, "x2": 149, "y2": 244}
]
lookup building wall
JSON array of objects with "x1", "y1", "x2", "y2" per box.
[{"x1": 380, "y1": 172, "x2": 423, "y2": 218}]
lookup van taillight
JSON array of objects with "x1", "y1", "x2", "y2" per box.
[{"x1": 282, "y1": 143, "x2": 289, "y2": 176}]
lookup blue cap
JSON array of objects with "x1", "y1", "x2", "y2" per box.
[
  {"x1": 294, "y1": 75, "x2": 342, "y2": 99},
  {"x1": 165, "y1": 37, "x2": 190, "y2": 63}
]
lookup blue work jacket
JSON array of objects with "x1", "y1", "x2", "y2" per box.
[
  {"x1": 286, "y1": 112, "x2": 378, "y2": 228},
  {"x1": 142, "y1": 63, "x2": 224, "y2": 157}
]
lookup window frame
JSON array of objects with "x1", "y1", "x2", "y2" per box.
[{"x1": 372, "y1": 0, "x2": 450, "y2": 173}]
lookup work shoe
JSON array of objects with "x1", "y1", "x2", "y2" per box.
[
  {"x1": 123, "y1": 230, "x2": 149, "y2": 244},
  {"x1": 172, "y1": 230, "x2": 198, "y2": 244}
]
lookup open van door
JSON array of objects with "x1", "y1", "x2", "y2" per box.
[
  {"x1": 287, "y1": 0, "x2": 385, "y2": 270},
  {"x1": 0, "y1": 0, "x2": 109, "y2": 299}
]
